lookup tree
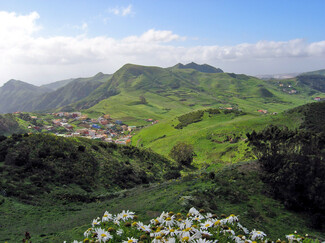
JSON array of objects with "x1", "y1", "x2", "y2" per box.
[
  {"x1": 139, "y1": 96, "x2": 147, "y2": 104},
  {"x1": 169, "y1": 142, "x2": 194, "y2": 167}
]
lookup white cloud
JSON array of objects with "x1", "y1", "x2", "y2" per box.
[
  {"x1": 1, "y1": 11, "x2": 325, "y2": 86},
  {"x1": 108, "y1": 4, "x2": 133, "y2": 17}
]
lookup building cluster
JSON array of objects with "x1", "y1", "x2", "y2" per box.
[{"x1": 51, "y1": 112, "x2": 137, "y2": 145}]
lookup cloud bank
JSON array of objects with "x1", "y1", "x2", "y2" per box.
[{"x1": 1, "y1": 11, "x2": 325, "y2": 86}]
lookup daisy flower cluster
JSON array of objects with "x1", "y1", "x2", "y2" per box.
[{"x1": 65, "y1": 208, "x2": 317, "y2": 243}]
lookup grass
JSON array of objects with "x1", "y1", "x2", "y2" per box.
[
  {"x1": 82, "y1": 64, "x2": 325, "y2": 126},
  {"x1": 131, "y1": 109, "x2": 302, "y2": 166},
  {"x1": 1, "y1": 161, "x2": 324, "y2": 242}
]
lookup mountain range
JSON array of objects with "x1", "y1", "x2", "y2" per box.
[{"x1": 0, "y1": 63, "x2": 324, "y2": 121}]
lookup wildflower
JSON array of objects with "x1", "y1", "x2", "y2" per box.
[
  {"x1": 286, "y1": 234, "x2": 295, "y2": 243},
  {"x1": 123, "y1": 237, "x2": 138, "y2": 243},
  {"x1": 84, "y1": 228, "x2": 92, "y2": 238},
  {"x1": 165, "y1": 238, "x2": 176, "y2": 243},
  {"x1": 137, "y1": 222, "x2": 151, "y2": 233},
  {"x1": 205, "y1": 213, "x2": 213, "y2": 218},
  {"x1": 92, "y1": 218, "x2": 100, "y2": 227},
  {"x1": 200, "y1": 220, "x2": 214, "y2": 230},
  {"x1": 189, "y1": 207, "x2": 200, "y2": 216},
  {"x1": 226, "y1": 214, "x2": 239, "y2": 224},
  {"x1": 113, "y1": 217, "x2": 120, "y2": 225},
  {"x1": 161, "y1": 226, "x2": 179, "y2": 237},
  {"x1": 116, "y1": 229, "x2": 123, "y2": 236},
  {"x1": 95, "y1": 228, "x2": 112, "y2": 242},
  {"x1": 199, "y1": 230, "x2": 213, "y2": 237},
  {"x1": 193, "y1": 239, "x2": 218, "y2": 243},
  {"x1": 192, "y1": 214, "x2": 205, "y2": 222},
  {"x1": 117, "y1": 210, "x2": 135, "y2": 221},
  {"x1": 164, "y1": 215, "x2": 176, "y2": 227},
  {"x1": 178, "y1": 218, "x2": 193, "y2": 230},
  {"x1": 251, "y1": 229, "x2": 266, "y2": 240},
  {"x1": 102, "y1": 211, "x2": 113, "y2": 222}
]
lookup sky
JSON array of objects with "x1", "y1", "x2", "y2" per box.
[{"x1": 0, "y1": 0, "x2": 325, "y2": 86}]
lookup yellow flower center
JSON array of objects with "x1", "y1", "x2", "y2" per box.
[
  {"x1": 128, "y1": 240, "x2": 133, "y2": 243},
  {"x1": 182, "y1": 236, "x2": 190, "y2": 241},
  {"x1": 205, "y1": 223, "x2": 210, "y2": 227},
  {"x1": 166, "y1": 217, "x2": 171, "y2": 221},
  {"x1": 123, "y1": 214, "x2": 128, "y2": 217},
  {"x1": 101, "y1": 233, "x2": 107, "y2": 237},
  {"x1": 170, "y1": 229, "x2": 175, "y2": 232},
  {"x1": 156, "y1": 236, "x2": 162, "y2": 239},
  {"x1": 184, "y1": 227, "x2": 191, "y2": 232},
  {"x1": 104, "y1": 214, "x2": 108, "y2": 217}
]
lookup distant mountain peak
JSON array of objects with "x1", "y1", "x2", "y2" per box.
[
  {"x1": 172, "y1": 62, "x2": 223, "y2": 73},
  {"x1": 94, "y1": 72, "x2": 105, "y2": 78},
  {"x1": 2, "y1": 79, "x2": 36, "y2": 88}
]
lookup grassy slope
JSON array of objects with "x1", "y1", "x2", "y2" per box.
[
  {"x1": 1, "y1": 162, "x2": 324, "y2": 242},
  {"x1": 131, "y1": 108, "x2": 304, "y2": 166},
  {"x1": 82, "y1": 64, "x2": 324, "y2": 126}
]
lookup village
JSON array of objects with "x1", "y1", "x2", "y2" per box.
[{"x1": 15, "y1": 111, "x2": 158, "y2": 145}]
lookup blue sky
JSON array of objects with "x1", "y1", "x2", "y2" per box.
[{"x1": 0, "y1": 0, "x2": 325, "y2": 85}]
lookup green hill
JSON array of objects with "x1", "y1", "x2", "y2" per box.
[
  {"x1": 25, "y1": 72, "x2": 112, "y2": 112},
  {"x1": 131, "y1": 100, "x2": 324, "y2": 166},
  {"x1": 301, "y1": 69, "x2": 325, "y2": 76},
  {"x1": 0, "y1": 80, "x2": 51, "y2": 113},
  {"x1": 0, "y1": 133, "x2": 178, "y2": 204},
  {"x1": 296, "y1": 74, "x2": 325, "y2": 93},
  {"x1": 0, "y1": 114, "x2": 27, "y2": 135},
  {"x1": 68, "y1": 63, "x2": 324, "y2": 125}
]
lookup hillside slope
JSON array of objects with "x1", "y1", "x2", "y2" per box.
[
  {"x1": 132, "y1": 101, "x2": 324, "y2": 165},
  {"x1": 0, "y1": 133, "x2": 178, "y2": 203},
  {"x1": 0, "y1": 80, "x2": 51, "y2": 113},
  {"x1": 24, "y1": 72, "x2": 111, "y2": 112},
  {"x1": 69, "y1": 63, "x2": 325, "y2": 125}
]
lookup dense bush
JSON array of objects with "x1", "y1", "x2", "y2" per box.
[
  {"x1": 175, "y1": 110, "x2": 204, "y2": 129},
  {"x1": 169, "y1": 142, "x2": 194, "y2": 167},
  {"x1": 0, "y1": 134, "x2": 177, "y2": 203},
  {"x1": 247, "y1": 125, "x2": 325, "y2": 229}
]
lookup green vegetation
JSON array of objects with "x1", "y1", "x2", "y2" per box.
[
  {"x1": 1, "y1": 162, "x2": 324, "y2": 242},
  {"x1": 169, "y1": 141, "x2": 194, "y2": 166},
  {"x1": 0, "y1": 134, "x2": 178, "y2": 204},
  {"x1": 172, "y1": 62, "x2": 224, "y2": 73},
  {"x1": 0, "y1": 114, "x2": 27, "y2": 135},
  {"x1": 66, "y1": 63, "x2": 324, "y2": 125},
  {"x1": 247, "y1": 125, "x2": 325, "y2": 229},
  {"x1": 175, "y1": 110, "x2": 204, "y2": 129},
  {"x1": 132, "y1": 108, "x2": 299, "y2": 166},
  {"x1": 297, "y1": 75, "x2": 325, "y2": 93},
  {"x1": 1, "y1": 65, "x2": 325, "y2": 242}
]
